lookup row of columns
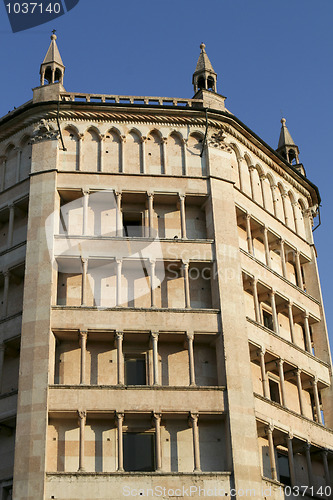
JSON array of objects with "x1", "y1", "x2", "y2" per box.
[
  {"x1": 81, "y1": 190, "x2": 188, "y2": 239},
  {"x1": 80, "y1": 257, "x2": 193, "y2": 309},
  {"x1": 77, "y1": 410, "x2": 201, "y2": 473},
  {"x1": 75, "y1": 134, "x2": 191, "y2": 176},
  {"x1": 258, "y1": 348, "x2": 323, "y2": 424},
  {"x1": 78, "y1": 331, "x2": 197, "y2": 387},
  {"x1": 0, "y1": 150, "x2": 26, "y2": 191},
  {"x1": 244, "y1": 214, "x2": 304, "y2": 289},
  {"x1": 250, "y1": 278, "x2": 312, "y2": 353},
  {"x1": 239, "y1": 162, "x2": 304, "y2": 235},
  {"x1": 266, "y1": 425, "x2": 331, "y2": 488}
]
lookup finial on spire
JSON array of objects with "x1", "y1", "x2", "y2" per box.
[
  {"x1": 281, "y1": 117, "x2": 286, "y2": 125},
  {"x1": 51, "y1": 29, "x2": 57, "y2": 40},
  {"x1": 200, "y1": 43, "x2": 206, "y2": 51}
]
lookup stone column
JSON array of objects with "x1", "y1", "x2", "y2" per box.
[
  {"x1": 278, "y1": 359, "x2": 286, "y2": 407},
  {"x1": 305, "y1": 442, "x2": 314, "y2": 487},
  {"x1": 271, "y1": 184, "x2": 278, "y2": 217},
  {"x1": 245, "y1": 214, "x2": 253, "y2": 255},
  {"x1": 263, "y1": 226, "x2": 270, "y2": 267},
  {"x1": 81, "y1": 258, "x2": 88, "y2": 306},
  {"x1": 321, "y1": 450, "x2": 331, "y2": 487},
  {"x1": 259, "y1": 174, "x2": 267, "y2": 209},
  {"x1": 78, "y1": 134, "x2": 84, "y2": 171},
  {"x1": 151, "y1": 332, "x2": 159, "y2": 385},
  {"x1": 79, "y1": 330, "x2": 88, "y2": 385},
  {"x1": 116, "y1": 259, "x2": 122, "y2": 306},
  {"x1": 312, "y1": 377, "x2": 322, "y2": 424},
  {"x1": 189, "y1": 413, "x2": 201, "y2": 472},
  {"x1": 82, "y1": 190, "x2": 89, "y2": 236},
  {"x1": 182, "y1": 261, "x2": 190, "y2": 308},
  {"x1": 141, "y1": 136, "x2": 147, "y2": 174},
  {"x1": 295, "y1": 251, "x2": 304, "y2": 290},
  {"x1": 237, "y1": 157, "x2": 245, "y2": 192},
  {"x1": 303, "y1": 313, "x2": 312, "y2": 353},
  {"x1": 280, "y1": 239, "x2": 287, "y2": 278},
  {"x1": 2, "y1": 271, "x2": 10, "y2": 318},
  {"x1": 187, "y1": 333, "x2": 196, "y2": 386},
  {"x1": 99, "y1": 135, "x2": 104, "y2": 172},
  {"x1": 286, "y1": 434, "x2": 296, "y2": 487},
  {"x1": 116, "y1": 412, "x2": 124, "y2": 471},
  {"x1": 252, "y1": 279, "x2": 261, "y2": 323},
  {"x1": 78, "y1": 410, "x2": 87, "y2": 471},
  {"x1": 7, "y1": 204, "x2": 15, "y2": 249},
  {"x1": 259, "y1": 348, "x2": 269, "y2": 398},
  {"x1": 0, "y1": 156, "x2": 6, "y2": 191},
  {"x1": 120, "y1": 136, "x2": 126, "y2": 173},
  {"x1": 0, "y1": 344, "x2": 5, "y2": 391},
  {"x1": 179, "y1": 194, "x2": 187, "y2": 239},
  {"x1": 149, "y1": 259, "x2": 156, "y2": 308},
  {"x1": 296, "y1": 368, "x2": 305, "y2": 416},
  {"x1": 161, "y1": 137, "x2": 167, "y2": 175},
  {"x1": 266, "y1": 425, "x2": 277, "y2": 481},
  {"x1": 292, "y1": 201, "x2": 302, "y2": 235},
  {"x1": 116, "y1": 332, "x2": 124, "y2": 385},
  {"x1": 15, "y1": 148, "x2": 22, "y2": 183},
  {"x1": 281, "y1": 193, "x2": 289, "y2": 226},
  {"x1": 288, "y1": 301, "x2": 295, "y2": 344},
  {"x1": 147, "y1": 193, "x2": 154, "y2": 238},
  {"x1": 248, "y1": 165, "x2": 255, "y2": 199},
  {"x1": 153, "y1": 412, "x2": 162, "y2": 471},
  {"x1": 182, "y1": 139, "x2": 188, "y2": 176},
  {"x1": 270, "y1": 289, "x2": 279, "y2": 333},
  {"x1": 115, "y1": 192, "x2": 122, "y2": 237}
]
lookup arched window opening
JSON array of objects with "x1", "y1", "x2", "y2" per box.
[
  {"x1": 288, "y1": 150, "x2": 297, "y2": 165},
  {"x1": 207, "y1": 76, "x2": 215, "y2": 91},
  {"x1": 198, "y1": 77, "x2": 205, "y2": 90}
]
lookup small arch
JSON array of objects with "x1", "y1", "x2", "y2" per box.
[
  {"x1": 265, "y1": 173, "x2": 276, "y2": 215},
  {"x1": 146, "y1": 130, "x2": 163, "y2": 174},
  {"x1": 250, "y1": 164, "x2": 263, "y2": 205},
  {"x1": 187, "y1": 132, "x2": 206, "y2": 176},
  {"x1": 19, "y1": 135, "x2": 32, "y2": 181},
  {"x1": 104, "y1": 128, "x2": 121, "y2": 173},
  {"x1": 198, "y1": 76, "x2": 205, "y2": 90},
  {"x1": 81, "y1": 128, "x2": 101, "y2": 172},
  {"x1": 61, "y1": 126, "x2": 80, "y2": 171},
  {"x1": 288, "y1": 149, "x2": 297, "y2": 165},
  {"x1": 207, "y1": 76, "x2": 215, "y2": 91},
  {"x1": 228, "y1": 143, "x2": 242, "y2": 189},
  {"x1": 126, "y1": 130, "x2": 142, "y2": 174},
  {"x1": 167, "y1": 131, "x2": 185, "y2": 176},
  {"x1": 276, "y1": 182, "x2": 287, "y2": 223}
]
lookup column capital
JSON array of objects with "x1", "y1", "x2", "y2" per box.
[
  {"x1": 182, "y1": 260, "x2": 189, "y2": 269},
  {"x1": 305, "y1": 441, "x2": 312, "y2": 451},
  {"x1": 278, "y1": 358, "x2": 284, "y2": 366},
  {"x1": 79, "y1": 133, "x2": 85, "y2": 141},
  {"x1": 8, "y1": 202, "x2": 15, "y2": 210},
  {"x1": 189, "y1": 412, "x2": 199, "y2": 426},
  {"x1": 296, "y1": 367, "x2": 302, "y2": 376},
  {"x1": 120, "y1": 135, "x2": 126, "y2": 143},
  {"x1": 248, "y1": 164, "x2": 256, "y2": 172},
  {"x1": 79, "y1": 330, "x2": 88, "y2": 339},
  {"x1": 147, "y1": 192, "x2": 154, "y2": 199},
  {"x1": 288, "y1": 299, "x2": 293, "y2": 307},
  {"x1": 140, "y1": 136, "x2": 147, "y2": 143},
  {"x1": 153, "y1": 412, "x2": 162, "y2": 422},
  {"x1": 81, "y1": 257, "x2": 88, "y2": 265},
  {"x1": 3, "y1": 270, "x2": 10, "y2": 278},
  {"x1": 151, "y1": 332, "x2": 159, "y2": 341},
  {"x1": 115, "y1": 191, "x2": 122, "y2": 198},
  {"x1": 270, "y1": 288, "x2": 276, "y2": 296},
  {"x1": 78, "y1": 410, "x2": 87, "y2": 421},
  {"x1": 81, "y1": 189, "x2": 90, "y2": 196},
  {"x1": 259, "y1": 173, "x2": 266, "y2": 181},
  {"x1": 149, "y1": 258, "x2": 156, "y2": 266},
  {"x1": 266, "y1": 424, "x2": 274, "y2": 435},
  {"x1": 187, "y1": 332, "x2": 194, "y2": 342},
  {"x1": 287, "y1": 431, "x2": 294, "y2": 440},
  {"x1": 245, "y1": 213, "x2": 251, "y2": 221},
  {"x1": 312, "y1": 376, "x2": 318, "y2": 386},
  {"x1": 116, "y1": 258, "x2": 122, "y2": 265},
  {"x1": 179, "y1": 193, "x2": 186, "y2": 201},
  {"x1": 259, "y1": 346, "x2": 266, "y2": 355},
  {"x1": 303, "y1": 311, "x2": 309, "y2": 319},
  {"x1": 115, "y1": 331, "x2": 123, "y2": 341},
  {"x1": 162, "y1": 137, "x2": 168, "y2": 144},
  {"x1": 115, "y1": 411, "x2": 124, "y2": 421},
  {"x1": 321, "y1": 449, "x2": 328, "y2": 458}
]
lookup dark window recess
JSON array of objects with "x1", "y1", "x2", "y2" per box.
[
  {"x1": 123, "y1": 212, "x2": 142, "y2": 237},
  {"x1": 125, "y1": 356, "x2": 146, "y2": 385},
  {"x1": 263, "y1": 310, "x2": 274, "y2": 331},
  {"x1": 269, "y1": 379, "x2": 281, "y2": 404},
  {"x1": 123, "y1": 433, "x2": 155, "y2": 471},
  {"x1": 277, "y1": 453, "x2": 291, "y2": 486}
]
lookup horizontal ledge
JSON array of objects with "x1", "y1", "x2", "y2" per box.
[
  {"x1": 49, "y1": 385, "x2": 226, "y2": 391},
  {"x1": 52, "y1": 306, "x2": 220, "y2": 314},
  {"x1": 46, "y1": 471, "x2": 232, "y2": 477}
]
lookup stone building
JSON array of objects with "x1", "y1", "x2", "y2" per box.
[{"x1": 0, "y1": 35, "x2": 332, "y2": 500}]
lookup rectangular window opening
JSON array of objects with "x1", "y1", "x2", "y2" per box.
[
  {"x1": 277, "y1": 452, "x2": 291, "y2": 486},
  {"x1": 263, "y1": 310, "x2": 274, "y2": 331},
  {"x1": 268, "y1": 378, "x2": 281, "y2": 404},
  {"x1": 125, "y1": 355, "x2": 147, "y2": 385},
  {"x1": 123, "y1": 212, "x2": 143, "y2": 237},
  {"x1": 123, "y1": 432, "x2": 155, "y2": 471}
]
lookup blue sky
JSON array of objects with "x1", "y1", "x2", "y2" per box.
[{"x1": 0, "y1": 0, "x2": 332, "y2": 347}]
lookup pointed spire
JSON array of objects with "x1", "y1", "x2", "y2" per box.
[
  {"x1": 40, "y1": 32, "x2": 65, "y2": 86},
  {"x1": 276, "y1": 118, "x2": 300, "y2": 165},
  {"x1": 192, "y1": 43, "x2": 217, "y2": 94}
]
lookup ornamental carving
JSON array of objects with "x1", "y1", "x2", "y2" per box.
[
  {"x1": 31, "y1": 119, "x2": 59, "y2": 143},
  {"x1": 208, "y1": 129, "x2": 232, "y2": 153}
]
